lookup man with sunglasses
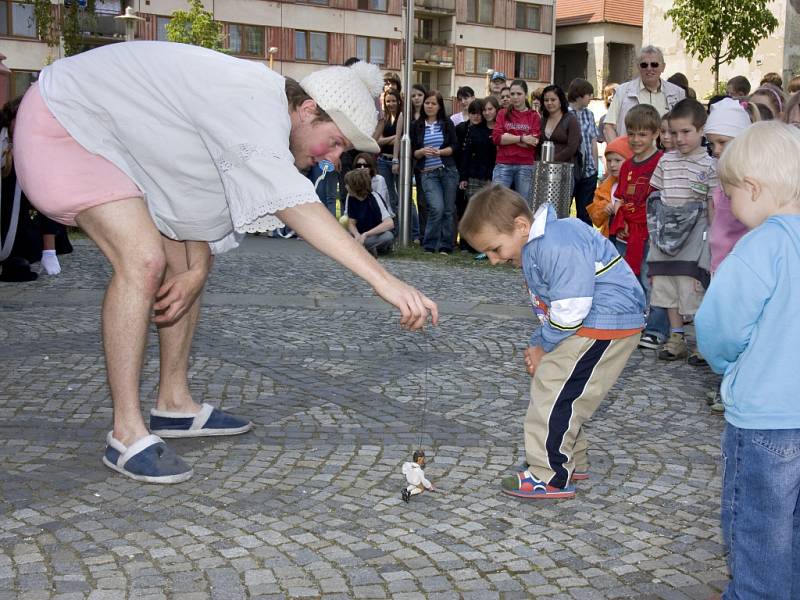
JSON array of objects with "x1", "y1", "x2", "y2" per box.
[{"x1": 603, "y1": 46, "x2": 685, "y2": 143}]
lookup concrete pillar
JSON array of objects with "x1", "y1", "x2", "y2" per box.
[
  {"x1": 590, "y1": 35, "x2": 607, "y2": 95},
  {"x1": 0, "y1": 53, "x2": 10, "y2": 108}
]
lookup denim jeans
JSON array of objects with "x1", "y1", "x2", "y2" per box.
[
  {"x1": 615, "y1": 239, "x2": 670, "y2": 341},
  {"x1": 492, "y1": 163, "x2": 533, "y2": 202},
  {"x1": 573, "y1": 173, "x2": 598, "y2": 225},
  {"x1": 378, "y1": 157, "x2": 421, "y2": 241},
  {"x1": 364, "y1": 231, "x2": 394, "y2": 254},
  {"x1": 721, "y1": 424, "x2": 800, "y2": 599},
  {"x1": 377, "y1": 156, "x2": 399, "y2": 215},
  {"x1": 420, "y1": 165, "x2": 458, "y2": 252},
  {"x1": 310, "y1": 163, "x2": 339, "y2": 216}
]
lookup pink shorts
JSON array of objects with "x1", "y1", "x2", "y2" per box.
[{"x1": 14, "y1": 84, "x2": 143, "y2": 226}]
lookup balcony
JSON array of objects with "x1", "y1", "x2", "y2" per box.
[
  {"x1": 414, "y1": 0, "x2": 455, "y2": 15},
  {"x1": 77, "y1": 8, "x2": 127, "y2": 40},
  {"x1": 413, "y1": 41, "x2": 454, "y2": 68}
]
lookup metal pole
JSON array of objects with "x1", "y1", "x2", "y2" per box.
[{"x1": 398, "y1": 0, "x2": 415, "y2": 247}]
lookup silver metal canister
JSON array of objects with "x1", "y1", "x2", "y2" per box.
[
  {"x1": 540, "y1": 141, "x2": 555, "y2": 162},
  {"x1": 529, "y1": 161, "x2": 574, "y2": 218}
]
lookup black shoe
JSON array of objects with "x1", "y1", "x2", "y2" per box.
[
  {"x1": 687, "y1": 351, "x2": 707, "y2": 366},
  {"x1": 401, "y1": 489, "x2": 411, "y2": 503},
  {"x1": 638, "y1": 333, "x2": 662, "y2": 350}
]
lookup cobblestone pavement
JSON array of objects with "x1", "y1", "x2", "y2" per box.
[{"x1": 0, "y1": 238, "x2": 728, "y2": 600}]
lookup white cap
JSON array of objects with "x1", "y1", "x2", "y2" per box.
[
  {"x1": 300, "y1": 61, "x2": 382, "y2": 153},
  {"x1": 706, "y1": 97, "x2": 752, "y2": 138}
]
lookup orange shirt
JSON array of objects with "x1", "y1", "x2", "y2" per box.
[{"x1": 586, "y1": 176, "x2": 617, "y2": 237}]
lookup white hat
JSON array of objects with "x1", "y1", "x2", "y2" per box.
[
  {"x1": 705, "y1": 97, "x2": 752, "y2": 138},
  {"x1": 300, "y1": 61, "x2": 382, "y2": 154}
]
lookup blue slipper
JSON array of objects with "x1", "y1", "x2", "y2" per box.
[
  {"x1": 102, "y1": 432, "x2": 193, "y2": 484},
  {"x1": 149, "y1": 403, "x2": 253, "y2": 438}
]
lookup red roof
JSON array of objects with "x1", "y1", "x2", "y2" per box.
[{"x1": 556, "y1": 0, "x2": 643, "y2": 28}]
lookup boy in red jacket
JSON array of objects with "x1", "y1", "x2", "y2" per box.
[{"x1": 610, "y1": 105, "x2": 662, "y2": 281}]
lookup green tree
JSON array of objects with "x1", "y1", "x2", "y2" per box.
[
  {"x1": 666, "y1": 0, "x2": 779, "y2": 91},
  {"x1": 32, "y1": 0, "x2": 97, "y2": 57},
  {"x1": 165, "y1": 0, "x2": 225, "y2": 51}
]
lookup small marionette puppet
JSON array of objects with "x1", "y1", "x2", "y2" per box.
[{"x1": 401, "y1": 449, "x2": 434, "y2": 502}]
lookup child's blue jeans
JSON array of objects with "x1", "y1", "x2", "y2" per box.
[
  {"x1": 721, "y1": 423, "x2": 800, "y2": 599},
  {"x1": 614, "y1": 240, "x2": 670, "y2": 342}
]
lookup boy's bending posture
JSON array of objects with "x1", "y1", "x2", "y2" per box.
[
  {"x1": 696, "y1": 122, "x2": 800, "y2": 600},
  {"x1": 460, "y1": 185, "x2": 645, "y2": 499},
  {"x1": 344, "y1": 168, "x2": 395, "y2": 256},
  {"x1": 647, "y1": 98, "x2": 717, "y2": 361}
]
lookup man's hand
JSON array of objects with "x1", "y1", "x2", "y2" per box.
[
  {"x1": 372, "y1": 272, "x2": 439, "y2": 331},
  {"x1": 153, "y1": 268, "x2": 207, "y2": 325},
  {"x1": 524, "y1": 345, "x2": 546, "y2": 376}
]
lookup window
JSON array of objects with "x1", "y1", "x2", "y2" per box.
[
  {"x1": 229, "y1": 24, "x2": 265, "y2": 57},
  {"x1": 156, "y1": 16, "x2": 170, "y2": 41},
  {"x1": 467, "y1": 0, "x2": 493, "y2": 25},
  {"x1": 10, "y1": 70, "x2": 37, "y2": 99},
  {"x1": 356, "y1": 36, "x2": 386, "y2": 66},
  {"x1": 414, "y1": 70, "x2": 432, "y2": 90},
  {"x1": 358, "y1": 0, "x2": 387, "y2": 11},
  {"x1": 516, "y1": 2, "x2": 541, "y2": 31},
  {"x1": 0, "y1": 1, "x2": 37, "y2": 37},
  {"x1": 464, "y1": 47, "x2": 492, "y2": 76},
  {"x1": 416, "y1": 17, "x2": 433, "y2": 41},
  {"x1": 515, "y1": 53, "x2": 540, "y2": 80},
  {"x1": 295, "y1": 30, "x2": 328, "y2": 62}
]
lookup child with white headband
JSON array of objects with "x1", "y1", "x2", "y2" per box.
[{"x1": 704, "y1": 97, "x2": 755, "y2": 273}]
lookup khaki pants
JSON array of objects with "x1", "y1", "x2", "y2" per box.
[{"x1": 524, "y1": 333, "x2": 640, "y2": 488}]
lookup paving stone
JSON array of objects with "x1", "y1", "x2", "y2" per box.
[{"x1": 0, "y1": 239, "x2": 729, "y2": 599}]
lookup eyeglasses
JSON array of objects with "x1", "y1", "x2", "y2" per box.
[
  {"x1": 640, "y1": 62, "x2": 660, "y2": 69},
  {"x1": 355, "y1": 163, "x2": 369, "y2": 168}
]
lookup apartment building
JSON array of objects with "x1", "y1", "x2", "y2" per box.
[{"x1": 0, "y1": 0, "x2": 555, "y2": 104}]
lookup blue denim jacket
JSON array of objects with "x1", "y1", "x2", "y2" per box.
[{"x1": 523, "y1": 204, "x2": 646, "y2": 351}]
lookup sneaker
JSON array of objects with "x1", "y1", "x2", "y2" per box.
[
  {"x1": 401, "y1": 488, "x2": 411, "y2": 503},
  {"x1": 705, "y1": 390, "x2": 718, "y2": 406},
  {"x1": 638, "y1": 333, "x2": 662, "y2": 350},
  {"x1": 658, "y1": 333, "x2": 688, "y2": 361},
  {"x1": 474, "y1": 252, "x2": 487, "y2": 261},
  {"x1": 687, "y1": 351, "x2": 707, "y2": 366},
  {"x1": 710, "y1": 402, "x2": 725, "y2": 414},
  {"x1": 501, "y1": 470, "x2": 576, "y2": 499}
]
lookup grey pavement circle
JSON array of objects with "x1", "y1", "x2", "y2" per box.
[{"x1": 0, "y1": 238, "x2": 728, "y2": 599}]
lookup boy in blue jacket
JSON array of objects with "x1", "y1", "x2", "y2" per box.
[
  {"x1": 696, "y1": 122, "x2": 800, "y2": 600},
  {"x1": 460, "y1": 185, "x2": 645, "y2": 499}
]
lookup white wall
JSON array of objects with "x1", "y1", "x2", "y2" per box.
[{"x1": 1, "y1": 39, "x2": 52, "y2": 71}]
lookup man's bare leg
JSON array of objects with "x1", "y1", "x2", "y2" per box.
[
  {"x1": 155, "y1": 237, "x2": 207, "y2": 413},
  {"x1": 75, "y1": 198, "x2": 166, "y2": 447}
]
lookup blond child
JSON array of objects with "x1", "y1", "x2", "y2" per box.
[
  {"x1": 695, "y1": 121, "x2": 800, "y2": 600},
  {"x1": 586, "y1": 136, "x2": 633, "y2": 236},
  {"x1": 460, "y1": 185, "x2": 644, "y2": 499}
]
